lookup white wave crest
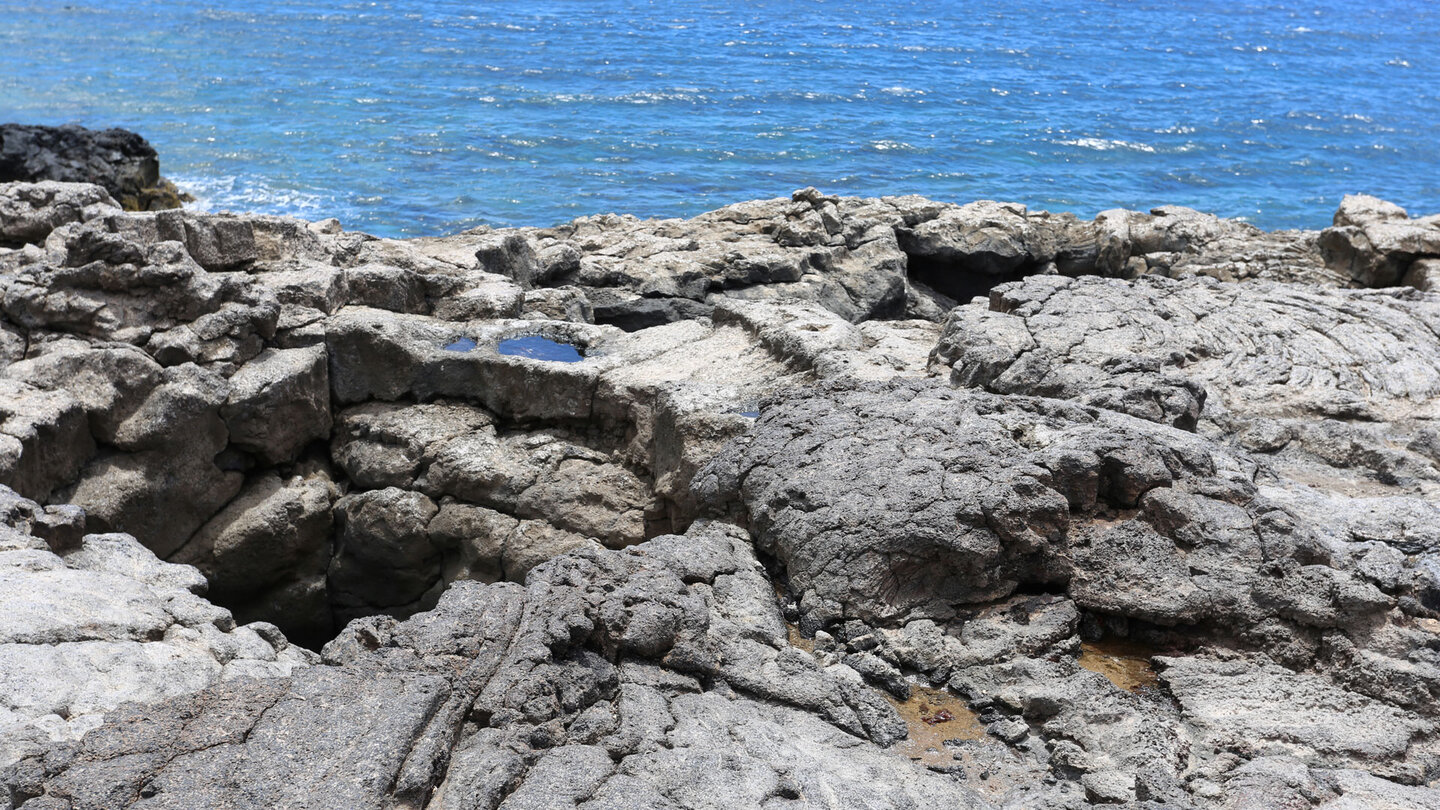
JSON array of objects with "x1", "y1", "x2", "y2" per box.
[
  {"x1": 1055, "y1": 137, "x2": 1157, "y2": 153},
  {"x1": 170, "y1": 173, "x2": 333, "y2": 220}
]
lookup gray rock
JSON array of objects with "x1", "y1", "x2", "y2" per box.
[
  {"x1": 103, "y1": 210, "x2": 259, "y2": 272},
  {"x1": 15, "y1": 523, "x2": 972, "y2": 809},
  {"x1": 172, "y1": 473, "x2": 338, "y2": 641},
  {"x1": 473, "y1": 230, "x2": 545, "y2": 287},
  {"x1": 342, "y1": 263, "x2": 427, "y2": 312},
  {"x1": 519, "y1": 286, "x2": 593, "y2": 323},
  {"x1": 1, "y1": 341, "x2": 165, "y2": 443},
  {"x1": 329, "y1": 487, "x2": 442, "y2": 619},
  {"x1": 1320, "y1": 194, "x2": 1440, "y2": 286},
  {"x1": 0, "y1": 182, "x2": 118, "y2": 246},
  {"x1": 425, "y1": 269, "x2": 524, "y2": 321},
  {"x1": 330, "y1": 399, "x2": 493, "y2": 490},
  {"x1": 61, "y1": 446, "x2": 242, "y2": 559},
  {"x1": 247, "y1": 259, "x2": 348, "y2": 313},
  {"x1": 930, "y1": 274, "x2": 1440, "y2": 502},
  {"x1": 220, "y1": 346, "x2": 331, "y2": 464},
  {"x1": 1080, "y1": 769, "x2": 1135, "y2": 804},
  {"x1": 3, "y1": 222, "x2": 275, "y2": 349},
  {"x1": 0, "y1": 380, "x2": 93, "y2": 501},
  {"x1": 1159, "y1": 655, "x2": 1434, "y2": 782},
  {"x1": 1403, "y1": 258, "x2": 1440, "y2": 292},
  {"x1": 0, "y1": 488, "x2": 310, "y2": 770},
  {"x1": 933, "y1": 274, "x2": 1440, "y2": 433},
  {"x1": 696, "y1": 379, "x2": 1355, "y2": 636}
]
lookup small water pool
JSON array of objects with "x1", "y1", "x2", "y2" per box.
[
  {"x1": 738, "y1": 410, "x2": 760, "y2": 419},
  {"x1": 444, "y1": 336, "x2": 478, "y2": 352},
  {"x1": 497, "y1": 335, "x2": 584, "y2": 363}
]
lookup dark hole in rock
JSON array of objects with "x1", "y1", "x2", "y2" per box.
[
  {"x1": 905, "y1": 254, "x2": 1032, "y2": 303},
  {"x1": 444, "y1": 336, "x2": 477, "y2": 352},
  {"x1": 587, "y1": 293, "x2": 712, "y2": 332},
  {"x1": 497, "y1": 335, "x2": 584, "y2": 362}
]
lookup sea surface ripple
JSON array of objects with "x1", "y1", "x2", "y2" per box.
[{"x1": 2, "y1": 0, "x2": 1436, "y2": 237}]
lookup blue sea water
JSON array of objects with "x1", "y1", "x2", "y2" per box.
[
  {"x1": 1, "y1": 1, "x2": 1436, "y2": 237},
  {"x1": 497, "y1": 335, "x2": 585, "y2": 362}
]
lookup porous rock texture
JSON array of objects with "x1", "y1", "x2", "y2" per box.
[
  {"x1": 0, "y1": 485, "x2": 314, "y2": 775},
  {"x1": 3, "y1": 180, "x2": 1440, "y2": 808}
]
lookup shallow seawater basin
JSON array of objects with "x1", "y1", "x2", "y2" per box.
[
  {"x1": 497, "y1": 335, "x2": 584, "y2": 362},
  {"x1": 1078, "y1": 640, "x2": 1160, "y2": 693},
  {"x1": 443, "y1": 336, "x2": 478, "y2": 352},
  {"x1": 785, "y1": 623, "x2": 815, "y2": 653},
  {"x1": 886, "y1": 685, "x2": 984, "y2": 767}
]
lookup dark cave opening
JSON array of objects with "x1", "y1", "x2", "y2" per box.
[{"x1": 904, "y1": 253, "x2": 1035, "y2": 305}]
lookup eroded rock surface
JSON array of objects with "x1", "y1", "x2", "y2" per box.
[
  {"x1": 6, "y1": 524, "x2": 999, "y2": 810},
  {"x1": 0, "y1": 485, "x2": 314, "y2": 777},
  {"x1": 4, "y1": 182, "x2": 1440, "y2": 808}
]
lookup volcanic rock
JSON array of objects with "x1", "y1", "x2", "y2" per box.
[
  {"x1": 4, "y1": 181, "x2": 1440, "y2": 808},
  {"x1": 0, "y1": 125, "x2": 189, "y2": 212}
]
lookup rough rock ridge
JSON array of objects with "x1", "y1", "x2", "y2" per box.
[
  {"x1": 4, "y1": 178, "x2": 1440, "y2": 808},
  {"x1": 8, "y1": 523, "x2": 996, "y2": 810}
]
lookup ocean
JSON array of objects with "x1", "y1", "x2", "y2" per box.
[{"x1": 2, "y1": 0, "x2": 1436, "y2": 237}]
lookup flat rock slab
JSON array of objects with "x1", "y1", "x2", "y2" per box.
[
  {"x1": 1159, "y1": 655, "x2": 1433, "y2": 781},
  {"x1": 933, "y1": 274, "x2": 1440, "y2": 430},
  {"x1": 0, "y1": 564, "x2": 171, "y2": 645}
]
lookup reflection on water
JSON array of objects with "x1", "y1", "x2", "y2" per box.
[
  {"x1": 497, "y1": 335, "x2": 584, "y2": 362},
  {"x1": 1078, "y1": 639, "x2": 1161, "y2": 693},
  {"x1": 444, "y1": 336, "x2": 477, "y2": 352}
]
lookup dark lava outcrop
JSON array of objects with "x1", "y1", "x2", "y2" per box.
[
  {"x1": 0, "y1": 126, "x2": 190, "y2": 214},
  {"x1": 4, "y1": 180, "x2": 1440, "y2": 808}
]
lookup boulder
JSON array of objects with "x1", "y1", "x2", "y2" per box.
[
  {"x1": 172, "y1": 473, "x2": 338, "y2": 642},
  {"x1": 328, "y1": 487, "x2": 443, "y2": 621},
  {"x1": 0, "y1": 182, "x2": 118, "y2": 246},
  {"x1": 0, "y1": 124, "x2": 187, "y2": 211},
  {"x1": 1320, "y1": 194, "x2": 1440, "y2": 286},
  {"x1": 2, "y1": 341, "x2": 164, "y2": 443},
  {"x1": 220, "y1": 346, "x2": 331, "y2": 464},
  {"x1": 0, "y1": 379, "x2": 94, "y2": 502}
]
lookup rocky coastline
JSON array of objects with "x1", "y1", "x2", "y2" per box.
[
  {"x1": 0, "y1": 125, "x2": 190, "y2": 213},
  {"x1": 3, "y1": 138, "x2": 1440, "y2": 808}
]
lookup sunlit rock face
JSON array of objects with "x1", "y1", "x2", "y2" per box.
[{"x1": 4, "y1": 183, "x2": 1440, "y2": 809}]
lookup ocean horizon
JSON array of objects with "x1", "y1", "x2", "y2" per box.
[{"x1": 2, "y1": 0, "x2": 1437, "y2": 238}]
